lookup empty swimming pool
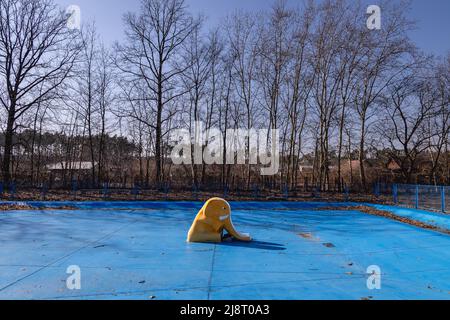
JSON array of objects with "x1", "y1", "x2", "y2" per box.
[{"x1": 0, "y1": 201, "x2": 449, "y2": 300}]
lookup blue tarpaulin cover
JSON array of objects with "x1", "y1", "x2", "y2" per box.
[{"x1": 0, "y1": 201, "x2": 449, "y2": 300}]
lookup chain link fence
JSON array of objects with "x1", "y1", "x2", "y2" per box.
[{"x1": 392, "y1": 184, "x2": 449, "y2": 213}]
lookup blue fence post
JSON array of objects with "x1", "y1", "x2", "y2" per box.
[
  {"x1": 441, "y1": 186, "x2": 446, "y2": 213},
  {"x1": 192, "y1": 184, "x2": 199, "y2": 200},
  {"x1": 374, "y1": 183, "x2": 380, "y2": 198},
  {"x1": 41, "y1": 183, "x2": 48, "y2": 201},
  {"x1": 102, "y1": 182, "x2": 109, "y2": 200},
  {"x1": 415, "y1": 185, "x2": 419, "y2": 209},
  {"x1": 72, "y1": 180, "x2": 78, "y2": 199},
  {"x1": 163, "y1": 182, "x2": 170, "y2": 200},
  {"x1": 313, "y1": 187, "x2": 321, "y2": 199},
  {"x1": 393, "y1": 184, "x2": 398, "y2": 205},
  {"x1": 223, "y1": 185, "x2": 229, "y2": 199},
  {"x1": 344, "y1": 186, "x2": 350, "y2": 202},
  {"x1": 252, "y1": 184, "x2": 259, "y2": 200},
  {"x1": 9, "y1": 182, "x2": 16, "y2": 200},
  {"x1": 132, "y1": 184, "x2": 140, "y2": 200},
  {"x1": 283, "y1": 184, "x2": 289, "y2": 200}
]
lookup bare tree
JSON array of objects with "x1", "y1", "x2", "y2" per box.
[
  {"x1": 115, "y1": 0, "x2": 198, "y2": 186},
  {"x1": 310, "y1": 0, "x2": 347, "y2": 190},
  {"x1": 179, "y1": 23, "x2": 211, "y2": 188},
  {"x1": 225, "y1": 10, "x2": 261, "y2": 190},
  {"x1": 0, "y1": 0, "x2": 80, "y2": 184},
  {"x1": 353, "y1": 0, "x2": 414, "y2": 189},
  {"x1": 281, "y1": 1, "x2": 314, "y2": 189},
  {"x1": 379, "y1": 69, "x2": 441, "y2": 183},
  {"x1": 335, "y1": 2, "x2": 364, "y2": 191},
  {"x1": 427, "y1": 58, "x2": 450, "y2": 184},
  {"x1": 69, "y1": 24, "x2": 99, "y2": 186},
  {"x1": 96, "y1": 45, "x2": 115, "y2": 185}
]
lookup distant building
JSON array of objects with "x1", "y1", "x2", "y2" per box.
[
  {"x1": 387, "y1": 159, "x2": 401, "y2": 171},
  {"x1": 46, "y1": 161, "x2": 97, "y2": 171},
  {"x1": 46, "y1": 162, "x2": 98, "y2": 187},
  {"x1": 299, "y1": 165, "x2": 314, "y2": 173}
]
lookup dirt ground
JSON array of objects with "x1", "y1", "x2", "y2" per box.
[{"x1": 0, "y1": 189, "x2": 392, "y2": 204}]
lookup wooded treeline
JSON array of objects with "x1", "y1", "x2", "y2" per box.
[{"x1": 0, "y1": 0, "x2": 449, "y2": 191}]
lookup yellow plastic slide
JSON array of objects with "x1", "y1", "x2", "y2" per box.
[{"x1": 187, "y1": 198, "x2": 252, "y2": 243}]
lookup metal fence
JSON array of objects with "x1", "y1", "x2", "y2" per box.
[
  {"x1": 1, "y1": 179, "x2": 449, "y2": 213},
  {"x1": 392, "y1": 184, "x2": 449, "y2": 213}
]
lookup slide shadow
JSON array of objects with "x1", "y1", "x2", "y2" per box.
[{"x1": 218, "y1": 240, "x2": 286, "y2": 251}]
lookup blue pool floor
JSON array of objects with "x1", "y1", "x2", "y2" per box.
[{"x1": 0, "y1": 202, "x2": 449, "y2": 300}]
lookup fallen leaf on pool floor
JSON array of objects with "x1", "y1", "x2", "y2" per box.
[
  {"x1": 298, "y1": 233, "x2": 320, "y2": 241},
  {"x1": 361, "y1": 296, "x2": 373, "y2": 301}
]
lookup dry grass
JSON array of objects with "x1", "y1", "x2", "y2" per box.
[
  {"x1": 0, "y1": 203, "x2": 34, "y2": 211},
  {"x1": 0, "y1": 203, "x2": 76, "y2": 211}
]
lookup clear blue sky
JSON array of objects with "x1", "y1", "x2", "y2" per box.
[{"x1": 55, "y1": 0, "x2": 450, "y2": 57}]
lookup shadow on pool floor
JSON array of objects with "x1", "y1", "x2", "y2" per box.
[{"x1": 217, "y1": 240, "x2": 286, "y2": 251}]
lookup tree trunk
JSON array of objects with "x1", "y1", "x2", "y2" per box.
[
  {"x1": 337, "y1": 103, "x2": 346, "y2": 192},
  {"x1": 359, "y1": 119, "x2": 367, "y2": 190},
  {"x1": 155, "y1": 93, "x2": 163, "y2": 187},
  {"x1": 2, "y1": 108, "x2": 16, "y2": 186}
]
